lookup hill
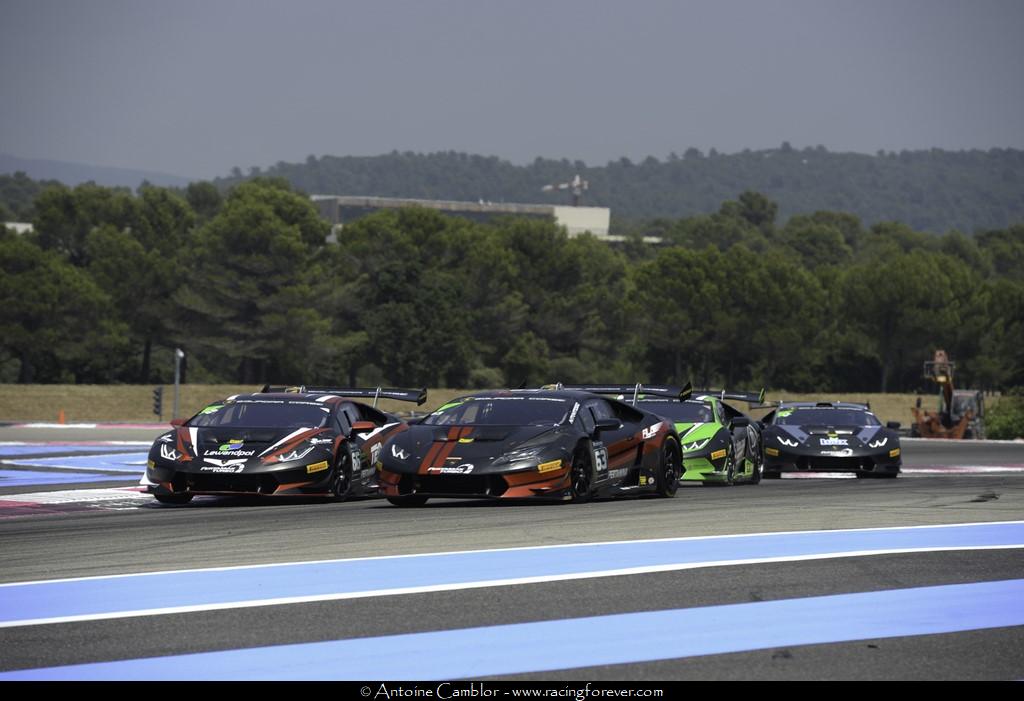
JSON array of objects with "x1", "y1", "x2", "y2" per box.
[
  {"x1": 216, "y1": 146, "x2": 1024, "y2": 234},
  {"x1": 0, "y1": 154, "x2": 193, "y2": 191}
]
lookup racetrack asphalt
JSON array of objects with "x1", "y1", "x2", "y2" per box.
[{"x1": 0, "y1": 426, "x2": 1022, "y2": 680}]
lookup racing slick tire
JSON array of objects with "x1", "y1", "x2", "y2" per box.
[
  {"x1": 748, "y1": 444, "x2": 763, "y2": 485},
  {"x1": 568, "y1": 446, "x2": 594, "y2": 503},
  {"x1": 722, "y1": 445, "x2": 736, "y2": 486},
  {"x1": 154, "y1": 493, "x2": 193, "y2": 505},
  {"x1": 655, "y1": 436, "x2": 680, "y2": 498},
  {"x1": 331, "y1": 449, "x2": 353, "y2": 502},
  {"x1": 386, "y1": 495, "x2": 429, "y2": 507}
]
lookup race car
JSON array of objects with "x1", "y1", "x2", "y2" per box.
[
  {"x1": 375, "y1": 389, "x2": 682, "y2": 506},
  {"x1": 556, "y1": 384, "x2": 765, "y2": 485},
  {"x1": 760, "y1": 401, "x2": 902, "y2": 478},
  {"x1": 143, "y1": 386, "x2": 426, "y2": 504}
]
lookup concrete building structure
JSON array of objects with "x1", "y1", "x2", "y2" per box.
[{"x1": 311, "y1": 195, "x2": 612, "y2": 239}]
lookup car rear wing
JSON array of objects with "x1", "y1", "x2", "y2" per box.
[
  {"x1": 690, "y1": 388, "x2": 767, "y2": 404},
  {"x1": 259, "y1": 385, "x2": 427, "y2": 407},
  {"x1": 545, "y1": 382, "x2": 693, "y2": 405}
]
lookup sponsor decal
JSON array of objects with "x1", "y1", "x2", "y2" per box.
[
  {"x1": 568, "y1": 402, "x2": 580, "y2": 424},
  {"x1": 869, "y1": 437, "x2": 889, "y2": 448},
  {"x1": 201, "y1": 458, "x2": 246, "y2": 473},
  {"x1": 375, "y1": 461, "x2": 383, "y2": 471},
  {"x1": 710, "y1": 449, "x2": 727, "y2": 461},
  {"x1": 777, "y1": 410, "x2": 794, "y2": 418},
  {"x1": 310, "y1": 437, "x2": 333, "y2": 445},
  {"x1": 391, "y1": 444, "x2": 409, "y2": 461},
  {"x1": 159, "y1": 444, "x2": 180, "y2": 461},
  {"x1": 352, "y1": 451, "x2": 363, "y2": 474},
  {"x1": 593, "y1": 445, "x2": 609, "y2": 473},
  {"x1": 306, "y1": 460, "x2": 329, "y2": 474},
  {"x1": 537, "y1": 459, "x2": 562, "y2": 473},
  {"x1": 146, "y1": 460, "x2": 155, "y2": 469},
  {"x1": 819, "y1": 438, "x2": 848, "y2": 446},
  {"x1": 370, "y1": 443, "x2": 382, "y2": 465},
  {"x1": 427, "y1": 464, "x2": 474, "y2": 474},
  {"x1": 778, "y1": 437, "x2": 799, "y2": 447},
  {"x1": 765, "y1": 447, "x2": 780, "y2": 457},
  {"x1": 607, "y1": 468, "x2": 627, "y2": 480},
  {"x1": 639, "y1": 475, "x2": 647, "y2": 486},
  {"x1": 158, "y1": 433, "x2": 174, "y2": 443},
  {"x1": 199, "y1": 404, "x2": 223, "y2": 415},
  {"x1": 204, "y1": 449, "x2": 256, "y2": 457},
  {"x1": 641, "y1": 422, "x2": 663, "y2": 440},
  {"x1": 458, "y1": 437, "x2": 474, "y2": 444},
  {"x1": 889, "y1": 448, "x2": 901, "y2": 458},
  {"x1": 821, "y1": 449, "x2": 854, "y2": 457},
  {"x1": 219, "y1": 439, "x2": 245, "y2": 451}
]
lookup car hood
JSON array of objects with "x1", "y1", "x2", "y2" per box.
[
  {"x1": 676, "y1": 422, "x2": 721, "y2": 443},
  {"x1": 386, "y1": 423, "x2": 562, "y2": 470},
  {"x1": 165, "y1": 424, "x2": 333, "y2": 464}
]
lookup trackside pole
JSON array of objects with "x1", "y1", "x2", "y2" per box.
[{"x1": 173, "y1": 348, "x2": 185, "y2": 419}]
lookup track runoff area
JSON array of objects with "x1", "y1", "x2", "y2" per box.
[{"x1": 0, "y1": 426, "x2": 1023, "y2": 681}]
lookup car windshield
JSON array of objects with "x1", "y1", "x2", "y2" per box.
[
  {"x1": 423, "y1": 396, "x2": 572, "y2": 426},
  {"x1": 636, "y1": 400, "x2": 714, "y2": 423},
  {"x1": 775, "y1": 408, "x2": 879, "y2": 426},
  {"x1": 188, "y1": 400, "x2": 331, "y2": 429}
]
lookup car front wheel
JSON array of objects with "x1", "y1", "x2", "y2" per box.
[
  {"x1": 656, "y1": 437, "x2": 680, "y2": 497},
  {"x1": 568, "y1": 447, "x2": 593, "y2": 503}
]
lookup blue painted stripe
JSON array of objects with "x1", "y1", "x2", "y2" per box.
[
  {"x1": 4, "y1": 453, "x2": 148, "y2": 473},
  {"x1": 3, "y1": 579, "x2": 1022, "y2": 680},
  {"x1": 0, "y1": 470, "x2": 138, "y2": 488},
  {"x1": 1, "y1": 522, "x2": 1022, "y2": 625},
  {"x1": 0, "y1": 445, "x2": 149, "y2": 457}
]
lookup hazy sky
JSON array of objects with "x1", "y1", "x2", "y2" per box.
[{"x1": 1, "y1": 0, "x2": 1022, "y2": 179}]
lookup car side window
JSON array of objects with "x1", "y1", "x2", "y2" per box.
[
  {"x1": 341, "y1": 404, "x2": 361, "y2": 428},
  {"x1": 589, "y1": 400, "x2": 614, "y2": 421},
  {"x1": 334, "y1": 409, "x2": 351, "y2": 435},
  {"x1": 578, "y1": 404, "x2": 596, "y2": 435}
]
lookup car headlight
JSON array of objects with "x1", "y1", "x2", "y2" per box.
[
  {"x1": 778, "y1": 437, "x2": 799, "y2": 447},
  {"x1": 495, "y1": 445, "x2": 546, "y2": 465},
  {"x1": 682, "y1": 438, "x2": 711, "y2": 454},
  {"x1": 278, "y1": 444, "x2": 316, "y2": 463},
  {"x1": 868, "y1": 437, "x2": 888, "y2": 448},
  {"x1": 505, "y1": 446, "x2": 545, "y2": 461}
]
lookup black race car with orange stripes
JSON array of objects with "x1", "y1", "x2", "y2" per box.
[
  {"x1": 143, "y1": 386, "x2": 425, "y2": 504},
  {"x1": 376, "y1": 389, "x2": 682, "y2": 506}
]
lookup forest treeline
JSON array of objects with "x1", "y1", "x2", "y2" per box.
[
  {"x1": 206, "y1": 146, "x2": 1024, "y2": 234},
  {"x1": 1, "y1": 176, "x2": 1022, "y2": 394}
]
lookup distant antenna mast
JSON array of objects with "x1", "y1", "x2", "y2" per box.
[{"x1": 541, "y1": 174, "x2": 588, "y2": 206}]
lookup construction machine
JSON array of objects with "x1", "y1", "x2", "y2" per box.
[{"x1": 910, "y1": 349, "x2": 986, "y2": 439}]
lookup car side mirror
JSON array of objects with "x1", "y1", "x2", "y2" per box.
[
  {"x1": 352, "y1": 420, "x2": 377, "y2": 433},
  {"x1": 170, "y1": 418, "x2": 185, "y2": 427},
  {"x1": 886, "y1": 421, "x2": 901, "y2": 430},
  {"x1": 594, "y1": 418, "x2": 622, "y2": 435},
  {"x1": 730, "y1": 417, "x2": 750, "y2": 428}
]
